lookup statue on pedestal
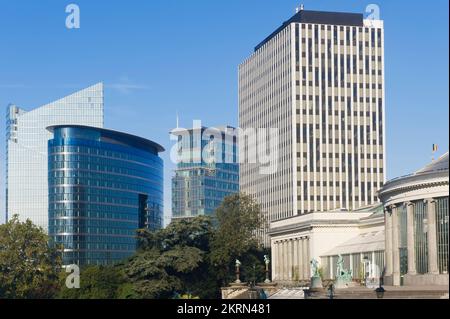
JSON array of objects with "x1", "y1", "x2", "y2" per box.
[
  {"x1": 334, "y1": 255, "x2": 353, "y2": 289},
  {"x1": 264, "y1": 255, "x2": 271, "y2": 283},
  {"x1": 310, "y1": 258, "x2": 323, "y2": 289},
  {"x1": 235, "y1": 259, "x2": 242, "y2": 284}
]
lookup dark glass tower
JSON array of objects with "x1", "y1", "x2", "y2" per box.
[{"x1": 47, "y1": 125, "x2": 164, "y2": 266}]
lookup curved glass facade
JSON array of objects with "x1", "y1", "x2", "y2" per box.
[{"x1": 48, "y1": 125, "x2": 164, "y2": 266}]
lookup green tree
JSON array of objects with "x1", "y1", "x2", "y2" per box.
[
  {"x1": 121, "y1": 216, "x2": 218, "y2": 299},
  {"x1": 0, "y1": 215, "x2": 61, "y2": 299},
  {"x1": 210, "y1": 193, "x2": 267, "y2": 285},
  {"x1": 58, "y1": 265, "x2": 127, "y2": 299}
]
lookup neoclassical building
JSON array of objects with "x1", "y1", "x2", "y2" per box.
[
  {"x1": 378, "y1": 152, "x2": 449, "y2": 286},
  {"x1": 269, "y1": 204, "x2": 384, "y2": 283}
]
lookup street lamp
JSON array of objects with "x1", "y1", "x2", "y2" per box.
[
  {"x1": 375, "y1": 286, "x2": 385, "y2": 299},
  {"x1": 327, "y1": 284, "x2": 335, "y2": 300},
  {"x1": 375, "y1": 270, "x2": 386, "y2": 299}
]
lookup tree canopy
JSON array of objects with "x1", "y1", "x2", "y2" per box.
[
  {"x1": 121, "y1": 216, "x2": 217, "y2": 299},
  {"x1": 0, "y1": 215, "x2": 61, "y2": 299},
  {"x1": 211, "y1": 193, "x2": 267, "y2": 284},
  {"x1": 2, "y1": 193, "x2": 269, "y2": 299}
]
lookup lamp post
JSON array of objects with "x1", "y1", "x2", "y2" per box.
[
  {"x1": 251, "y1": 264, "x2": 256, "y2": 287},
  {"x1": 327, "y1": 283, "x2": 335, "y2": 300},
  {"x1": 375, "y1": 265, "x2": 386, "y2": 299},
  {"x1": 375, "y1": 286, "x2": 385, "y2": 299}
]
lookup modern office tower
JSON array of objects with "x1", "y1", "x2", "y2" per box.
[
  {"x1": 239, "y1": 9, "x2": 385, "y2": 246},
  {"x1": 171, "y1": 125, "x2": 239, "y2": 220},
  {"x1": 47, "y1": 125, "x2": 164, "y2": 266},
  {"x1": 5, "y1": 83, "x2": 104, "y2": 231}
]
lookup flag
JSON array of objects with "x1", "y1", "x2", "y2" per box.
[{"x1": 432, "y1": 144, "x2": 438, "y2": 152}]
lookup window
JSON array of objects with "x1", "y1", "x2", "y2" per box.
[
  {"x1": 436, "y1": 197, "x2": 449, "y2": 274},
  {"x1": 414, "y1": 201, "x2": 429, "y2": 274}
]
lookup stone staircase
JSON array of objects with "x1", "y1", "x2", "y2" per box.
[
  {"x1": 305, "y1": 286, "x2": 450, "y2": 299},
  {"x1": 333, "y1": 286, "x2": 449, "y2": 299},
  {"x1": 269, "y1": 288, "x2": 308, "y2": 299},
  {"x1": 223, "y1": 283, "x2": 449, "y2": 299}
]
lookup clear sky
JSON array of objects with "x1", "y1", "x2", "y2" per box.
[{"x1": 0, "y1": 0, "x2": 448, "y2": 224}]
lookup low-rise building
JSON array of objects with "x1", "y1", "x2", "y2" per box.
[
  {"x1": 379, "y1": 152, "x2": 449, "y2": 286},
  {"x1": 269, "y1": 204, "x2": 383, "y2": 283}
]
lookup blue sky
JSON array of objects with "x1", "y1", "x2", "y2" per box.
[{"x1": 0, "y1": 0, "x2": 448, "y2": 224}]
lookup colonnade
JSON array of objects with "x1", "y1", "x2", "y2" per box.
[{"x1": 272, "y1": 237, "x2": 310, "y2": 281}]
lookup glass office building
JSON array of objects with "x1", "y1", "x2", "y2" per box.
[
  {"x1": 6, "y1": 83, "x2": 104, "y2": 231},
  {"x1": 171, "y1": 125, "x2": 239, "y2": 219},
  {"x1": 47, "y1": 125, "x2": 164, "y2": 266}
]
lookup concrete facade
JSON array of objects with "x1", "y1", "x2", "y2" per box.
[{"x1": 239, "y1": 9, "x2": 385, "y2": 246}]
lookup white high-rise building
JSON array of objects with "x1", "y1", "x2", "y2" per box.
[
  {"x1": 5, "y1": 83, "x2": 104, "y2": 231},
  {"x1": 239, "y1": 9, "x2": 385, "y2": 246}
]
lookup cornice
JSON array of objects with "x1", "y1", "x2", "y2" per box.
[{"x1": 379, "y1": 177, "x2": 448, "y2": 201}]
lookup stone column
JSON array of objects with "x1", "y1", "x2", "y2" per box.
[
  {"x1": 280, "y1": 241, "x2": 284, "y2": 280},
  {"x1": 299, "y1": 238, "x2": 305, "y2": 280},
  {"x1": 349, "y1": 253, "x2": 354, "y2": 277},
  {"x1": 283, "y1": 241, "x2": 289, "y2": 281},
  {"x1": 298, "y1": 239, "x2": 303, "y2": 280},
  {"x1": 385, "y1": 207, "x2": 393, "y2": 279},
  {"x1": 330, "y1": 256, "x2": 334, "y2": 279},
  {"x1": 406, "y1": 202, "x2": 417, "y2": 275},
  {"x1": 293, "y1": 239, "x2": 299, "y2": 281},
  {"x1": 288, "y1": 240, "x2": 293, "y2": 281},
  {"x1": 392, "y1": 205, "x2": 401, "y2": 286},
  {"x1": 372, "y1": 251, "x2": 376, "y2": 278},
  {"x1": 305, "y1": 237, "x2": 310, "y2": 278},
  {"x1": 276, "y1": 241, "x2": 281, "y2": 281},
  {"x1": 302, "y1": 238, "x2": 309, "y2": 280},
  {"x1": 272, "y1": 242, "x2": 278, "y2": 281},
  {"x1": 427, "y1": 198, "x2": 439, "y2": 275}
]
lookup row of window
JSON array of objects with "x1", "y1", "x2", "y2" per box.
[
  {"x1": 49, "y1": 144, "x2": 156, "y2": 164},
  {"x1": 296, "y1": 23, "x2": 382, "y2": 46},
  {"x1": 49, "y1": 161, "x2": 161, "y2": 180},
  {"x1": 297, "y1": 166, "x2": 384, "y2": 174},
  {"x1": 49, "y1": 202, "x2": 161, "y2": 213}
]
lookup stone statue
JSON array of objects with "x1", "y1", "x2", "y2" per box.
[
  {"x1": 310, "y1": 258, "x2": 320, "y2": 277},
  {"x1": 264, "y1": 255, "x2": 270, "y2": 265},
  {"x1": 235, "y1": 259, "x2": 241, "y2": 267},
  {"x1": 336, "y1": 255, "x2": 344, "y2": 276}
]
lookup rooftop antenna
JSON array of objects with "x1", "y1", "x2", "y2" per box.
[{"x1": 176, "y1": 111, "x2": 179, "y2": 129}]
